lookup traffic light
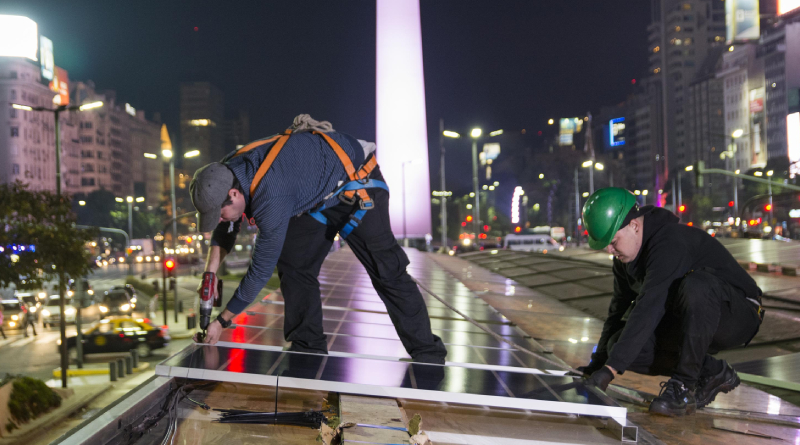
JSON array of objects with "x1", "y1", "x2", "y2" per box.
[
  {"x1": 466, "y1": 215, "x2": 473, "y2": 222},
  {"x1": 678, "y1": 204, "x2": 686, "y2": 213},
  {"x1": 728, "y1": 201, "x2": 735, "y2": 207},
  {"x1": 164, "y1": 258, "x2": 176, "y2": 278},
  {"x1": 514, "y1": 226, "x2": 521, "y2": 233},
  {"x1": 483, "y1": 225, "x2": 489, "y2": 232},
  {"x1": 765, "y1": 204, "x2": 773, "y2": 212}
]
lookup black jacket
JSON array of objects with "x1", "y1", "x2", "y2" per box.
[{"x1": 594, "y1": 207, "x2": 762, "y2": 372}]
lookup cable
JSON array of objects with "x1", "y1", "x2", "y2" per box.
[{"x1": 411, "y1": 276, "x2": 650, "y2": 406}]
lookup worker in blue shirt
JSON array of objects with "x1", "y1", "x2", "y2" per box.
[{"x1": 190, "y1": 115, "x2": 447, "y2": 364}]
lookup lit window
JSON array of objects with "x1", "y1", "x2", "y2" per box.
[{"x1": 653, "y1": 46, "x2": 660, "y2": 53}]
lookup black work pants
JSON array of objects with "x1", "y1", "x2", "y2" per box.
[
  {"x1": 276, "y1": 167, "x2": 447, "y2": 363},
  {"x1": 608, "y1": 270, "x2": 761, "y2": 386}
]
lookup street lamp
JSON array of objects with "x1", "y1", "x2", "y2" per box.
[
  {"x1": 443, "y1": 125, "x2": 502, "y2": 239},
  {"x1": 581, "y1": 160, "x2": 604, "y2": 195},
  {"x1": 441, "y1": 124, "x2": 460, "y2": 249},
  {"x1": 116, "y1": 196, "x2": 144, "y2": 275},
  {"x1": 10, "y1": 99, "x2": 104, "y2": 388},
  {"x1": 401, "y1": 159, "x2": 423, "y2": 247}
]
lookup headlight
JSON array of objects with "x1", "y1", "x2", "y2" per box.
[
  {"x1": 88, "y1": 290, "x2": 94, "y2": 295},
  {"x1": 131, "y1": 297, "x2": 137, "y2": 303},
  {"x1": 68, "y1": 290, "x2": 74, "y2": 297},
  {"x1": 11, "y1": 315, "x2": 18, "y2": 321},
  {"x1": 120, "y1": 304, "x2": 130, "y2": 311},
  {"x1": 559, "y1": 246, "x2": 565, "y2": 251},
  {"x1": 30, "y1": 306, "x2": 37, "y2": 313},
  {"x1": 42, "y1": 309, "x2": 51, "y2": 317},
  {"x1": 9, "y1": 322, "x2": 15, "y2": 327},
  {"x1": 130, "y1": 303, "x2": 136, "y2": 308},
  {"x1": 136, "y1": 257, "x2": 144, "y2": 263},
  {"x1": 38, "y1": 292, "x2": 47, "y2": 299},
  {"x1": 99, "y1": 305, "x2": 108, "y2": 313},
  {"x1": 65, "y1": 307, "x2": 76, "y2": 315}
]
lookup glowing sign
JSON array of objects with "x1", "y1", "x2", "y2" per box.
[
  {"x1": 49, "y1": 67, "x2": 69, "y2": 106},
  {"x1": 609, "y1": 117, "x2": 626, "y2": 147},
  {"x1": 726, "y1": 0, "x2": 760, "y2": 42},
  {"x1": 511, "y1": 186, "x2": 524, "y2": 224},
  {"x1": 788, "y1": 112, "x2": 800, "y2": 179},
  {"x1": 0, "y1": 15, "x2": 38, "y2": 61},
  {"x1": 40, "y1": 36, "x2": 54, "y2": 81},
  {"x1": 779, "y1": 0, "x2": 800, "y2": 14},
  {"x1": 377, "y1": 0, "x2": 431, "y2": 238},
  {"x1": 559, "y1": 118, "x2": 583, "y2": 146},
  {"x1": 190, "y1": 119, "x2": 211, "y2": 126}
]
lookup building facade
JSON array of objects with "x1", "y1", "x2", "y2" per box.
[
  {"x1": 180, "y1": 82, "x2": 225, "y2": 171},
  {"x1": 648, "y1": 0, "x2": 727, "y2": 191}
]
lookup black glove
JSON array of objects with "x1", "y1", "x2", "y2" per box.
[
  {"x1": 576, "y1": 361, "x2": 604, "y2": 377},
  {"x1": 587, "y1": 366, "x2": 614, "y2": 391}
]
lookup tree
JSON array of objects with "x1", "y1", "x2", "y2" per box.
[{"x1": 0, "y1": 181, "x2": 96, "y2": 290}]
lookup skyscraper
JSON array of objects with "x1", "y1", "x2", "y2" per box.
[{"x1": 180, "y1": 82, "x2": 225, "y2": 171}]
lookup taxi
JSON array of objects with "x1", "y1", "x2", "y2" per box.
[{"x1": 62, "y1": 316, "x2": 170, "y2": 359}]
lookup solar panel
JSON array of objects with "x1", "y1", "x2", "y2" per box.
[
  {"x1": 156, "y1": 248, "x2": 625, "y2": 420},
  {"x1": 156, "y1": 345, "x2": 625, "y2": 419}
]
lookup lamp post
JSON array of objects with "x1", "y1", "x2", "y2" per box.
[
  {"x1": 470, "y1": 128, "x2": 482, "y2": 235},
  {"x1": 10, "y1": 100, "x2": 104, "y2": 389},
  {"x1": 441, "y1": 126, "x2": 460, "y2": 250},
  {"x1": 162, "y1": 148, "x2": 200, "y2": 321},
  {"x1": 718, "y1": 129, "x2": 747, "y2": 217},
  {"x1": 115, "y1": 196, "x2": 144, "y2": 275},
  {"x1": 581, "y1": 160, "x2": 604, "y2": 195}
]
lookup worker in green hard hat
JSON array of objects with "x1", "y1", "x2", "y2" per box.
[{"x1": 576, "y1": 187, "x2": 764, "y2": 417}]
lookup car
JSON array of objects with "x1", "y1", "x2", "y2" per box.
[
  {"x1": 63, "y1": 317, "x2": 170, "y2": 359},
  {"x1": 99, "y1": 289, "x2": 136, "y2": 317},
  {"x1": 504, "y1": 234, "x2": 564, "y2": 253},
  {"x1": 15, "y1": 292, "x2": 46, "y2": 324},
  {"x1": 42, "y1": 294, "x2": 77, "y2": 327},
  {"x1": 1, "y1": 299, "x2": 26, "y2": 331},
  {"x1": 109, "y1": 285, "x2": 138, "y2": 306}
]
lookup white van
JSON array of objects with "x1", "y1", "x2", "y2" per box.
[{"x1": 504, "y1": 234, "x2": 564, "y2": 253}]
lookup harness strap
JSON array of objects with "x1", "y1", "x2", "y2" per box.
[
  {"x1": 312, "y1": 131, "x2": 357, "y2": 178},
  {"x1": 247, "y1": 130, "x2": 293, "y2": 197},
  {"x1": 233, "y1": 135, "x2": 282, "y2": 157}
]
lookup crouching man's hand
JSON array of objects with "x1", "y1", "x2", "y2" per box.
[{"x1": 587, "y1": 366, "x2": 616, "y2": 391}]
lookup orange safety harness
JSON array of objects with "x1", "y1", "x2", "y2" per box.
[{"x1": 231, "y1": 128, "x2": 386, "y2": 237}]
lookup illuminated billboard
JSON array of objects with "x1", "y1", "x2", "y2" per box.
[
  {"x1": 789, "y1": 112, "x2": 800, "y2": 179},
  {"x1": 40, "y1": 36, "x2": 54, "y2": 81},
  {"x1": 609, "y1": 117, "x2": 626, "y2": 147},
  {"x1": 726, "y1": 0, "x2": 760, "y2": 42},
  {"x1": 0, "y1": 15, "x2": 38, "y2": 61},
  {"x1": 49, "y1": 67, "x2": 69, "y2": 106},
  {"x1": 779, "y1": 0, "x2": 800, "y2": 14},
  {"x1": 559, "y1": 117, "x2": 583, "y2": 146},
  {"x1": 750, "y1": 88, "x2": 766, "y2": 166},
  {"x1": 480, "y1": 143, "x2": 501, "y2": 165}
]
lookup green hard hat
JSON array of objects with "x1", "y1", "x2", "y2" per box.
[{"x1": 582, "y1": 188, "x2": 637, "y2": 250}]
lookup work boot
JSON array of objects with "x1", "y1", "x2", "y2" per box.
[
  {"x1": 695, "y1": 360, "x2": 740, "y2": 408},
  {"x1": 649, "y1": 379, "x2": 697, "y2": 416}
]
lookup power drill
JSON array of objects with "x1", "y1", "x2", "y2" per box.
[{"x1": 199, "y1": 272, "x2": 223, "y2": 339}]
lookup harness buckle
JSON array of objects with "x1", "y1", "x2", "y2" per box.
[
  {"x1": 349, "y1": 214, "x2": 362, "y2": 225},
  {"x1": 338, "y1": 193, "x2": 357, "y2": 205},
  {"x1": 359, "y1": 200, "x2": 374, "y2": 210}
]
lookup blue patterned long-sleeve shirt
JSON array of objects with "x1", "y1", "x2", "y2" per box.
[{"x1": 210, "y1": 131, "x2": 372, "y2": 314}]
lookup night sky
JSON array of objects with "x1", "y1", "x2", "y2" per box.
[{"x1": 3, "y1": 0, "x2": 650, "y2": 193}]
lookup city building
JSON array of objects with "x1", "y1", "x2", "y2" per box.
[
  {"x1": 716, "y1": 42, "x2": 766, "y2": 171},
  {"x1": 224, "y1": 110, "x2": 250, "y2": 152},
  {"x1": 759, "y1": 7, "x2": 800, "y2": 163},
  {"x1": 180, "y1": 81, "x2": 225, "y2": 170},
  {"x1": 648, "y1": 0, "x2": 727, "y2": 192},
  {"x1": 685, "y1": 46, "x2": 726, "y2": 197},
  {"x1": 128, "y1": 107, "x2": 163, "y2": 203},
  {"x1": 0, "y1": 57, "x2": 81, "y2": 193}
]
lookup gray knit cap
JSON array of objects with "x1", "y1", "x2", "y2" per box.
[{"x1": 190, "y1": 162, "x2": 235, "y2": 232}]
